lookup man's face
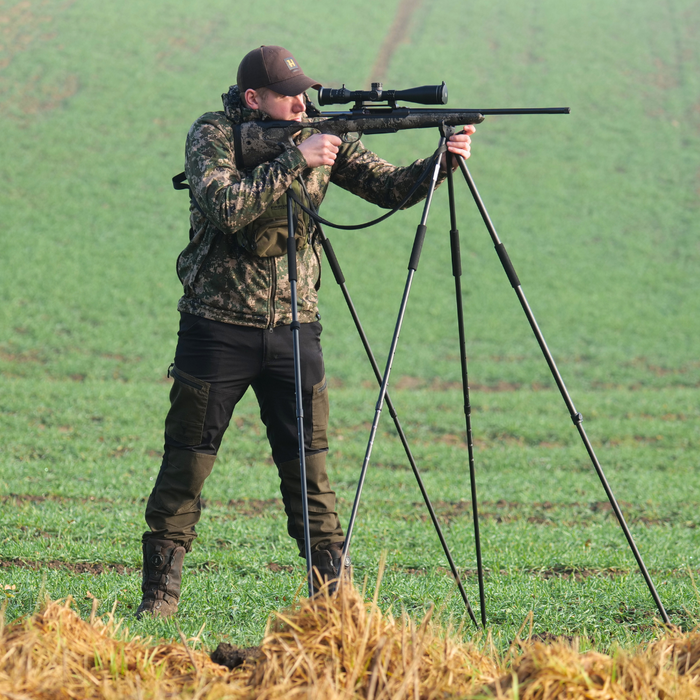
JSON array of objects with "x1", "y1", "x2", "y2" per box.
[{"x1": 245, "y1": 88, "x2": 306, "y2": 121}]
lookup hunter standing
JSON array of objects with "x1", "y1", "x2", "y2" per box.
[{"x1": 137, "y1": 45, "x2": 474, "y2": 618}]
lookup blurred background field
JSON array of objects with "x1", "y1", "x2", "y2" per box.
[{"x1": 1, "y1": 0, "x2": 699, "y2": 650}]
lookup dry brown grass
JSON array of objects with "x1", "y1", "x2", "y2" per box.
[{"x1": 2, "y1": 583, "x2": 700, "y2": 699}]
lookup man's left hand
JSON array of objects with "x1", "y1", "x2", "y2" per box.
[{"x1": 440, "y1": 125, "x2": 476, "y2": 171}]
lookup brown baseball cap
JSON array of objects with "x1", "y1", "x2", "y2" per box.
[{"x1": 237, "y1": 45, "x2": 321, "y2": 97}]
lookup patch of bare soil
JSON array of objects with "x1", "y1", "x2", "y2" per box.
[
  {"x1": 415, "y1": 498, "x2": 695, "y2": 528},
  {"x1": 201, "y1": 497, "x2": 283, "y2": 515},
  {"x1": 399, "y1": 564, "x2": 626, "y2": 581},
  {"x1": 0, "y1": 0, "x2": 79, "y2": 116},
  {"x1": 537, "y1": 566, "x2": 629, "y2": 582},
  {"x1": 1, "y1": 493, "x2": 113, "y2": 505},
  {"x1": 528, "y1": 632, "x2": 576, "y2": 644},
  {"x1": 378, "y1": 375, "x2": 525, "y2": 392},
  {"x1": 0, "y1": 558, "x2": 136, "y2": 575},
  {"x1": 0, "y1": 349, "x2": 46, "y2": 366},
  {"x1": 266, "y1": 562, "x2": 294, "y2": 574}
]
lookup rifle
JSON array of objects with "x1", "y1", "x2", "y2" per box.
[{"x1": 232, "y1": 82, "x2": 569, "y2": 170}]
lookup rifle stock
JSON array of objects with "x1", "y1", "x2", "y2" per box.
[{"x1": 233, "y1": 109, "x2": 485, "y2": 170}]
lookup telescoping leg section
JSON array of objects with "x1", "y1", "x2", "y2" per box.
[{"x1": 445, "y1": 152, "x2": 487, "y2": 628}]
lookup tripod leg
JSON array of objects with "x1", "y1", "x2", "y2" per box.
[
  {"x1": 342, "y1": 143, "x2": 444, "y2": 562},
  {"x1": 287, "y1": 196, "x2": 313, "y2": 597},
  {"x1": 446, "y1": 157, "x2": 487, "y2": 628},
  {"x1": 319, "y1": 223, "x2": 479, "y2": 626},
  {"x1": 455, "y1": 155, "x2": 671, "y2": 625}
]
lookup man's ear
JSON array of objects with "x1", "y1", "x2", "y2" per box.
[{"x1": 244, "y1": 88, "x2": 259, "y2": 110}]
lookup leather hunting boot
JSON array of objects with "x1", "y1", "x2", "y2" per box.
[
  {"x1": 136, "y1": 538, "x2": 186, "y2": 619},
  {"x1": 310, "y1": 542, "x2": 351, "y2": 596}
]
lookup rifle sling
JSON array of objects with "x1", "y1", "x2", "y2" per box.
[{"x1": 287, "y1": 147, "x2": 439, "y2": 231}]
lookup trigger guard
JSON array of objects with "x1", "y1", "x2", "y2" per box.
[{"x1": 341, "y1": 131, "x2": 361, "y2": 144}]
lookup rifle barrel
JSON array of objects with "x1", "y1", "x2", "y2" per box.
[
  {"x1": 319, "y1": 107, "x2": 569, "y2": 117},
  {"x1": 471, "y1": 107, "x2": 570, "y2": 115}
]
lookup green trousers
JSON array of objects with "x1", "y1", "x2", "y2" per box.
[
  {"x1": 144, "y1": 448, "x2": 343, "y2": 554},
  {"x1": 143, "y1": 316, "x2": 344, "y2": 554}
]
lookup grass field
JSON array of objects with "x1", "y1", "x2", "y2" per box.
[{"x1": 1, "y1": 0, "x2": 699, "y2": 656}]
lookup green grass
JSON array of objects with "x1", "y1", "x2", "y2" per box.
[
  {"x1": 1, "y1": 0, "x2": 700, "y2": 654},
  {"x1": 2, "y1": 379, "x2": 698, "y2": 649}
]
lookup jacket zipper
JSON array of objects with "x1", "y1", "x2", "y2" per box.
[{"x1": 267, "y1": 257, "x2": 277, "y2": 330}]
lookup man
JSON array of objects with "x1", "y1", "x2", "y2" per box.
[{"x1": 137, "y1": 45, "x2": 474, "y2": 618}]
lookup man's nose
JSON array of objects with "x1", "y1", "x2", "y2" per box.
[{"x1": 292, "y1": 94, "x2": 305, "y2": 111}]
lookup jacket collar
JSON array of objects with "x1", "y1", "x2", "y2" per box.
[{"x1": 221, "y1": 85, "x2": 267, "y2": 124}]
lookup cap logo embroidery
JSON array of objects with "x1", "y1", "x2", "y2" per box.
[{"x1": 285, "y1": 57, "x2": 298, "y2": 71}]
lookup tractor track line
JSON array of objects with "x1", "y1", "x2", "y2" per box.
[{"x1": 369, "y1": 0, "x2": 423, "y2": 83}]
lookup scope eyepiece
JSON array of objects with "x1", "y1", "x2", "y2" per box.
[{"x1": 317, "y1": 81, "x2": 448, "y2": 107}]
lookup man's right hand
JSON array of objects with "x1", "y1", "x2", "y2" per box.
[{"x1": 297, "y1": 133, "x2": 342, "y2": 168}]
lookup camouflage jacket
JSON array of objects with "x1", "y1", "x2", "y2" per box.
[{"x1": 176, "y1": 85, "x2": 443, "y2": 328}]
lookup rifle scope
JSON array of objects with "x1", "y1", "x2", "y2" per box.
[{"x1": 318, "y1": 82, "x2": 448, "y2": 107}]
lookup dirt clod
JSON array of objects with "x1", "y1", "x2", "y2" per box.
[{"x1": 210, "y1": 643, "x2": 261, "y2": 670}]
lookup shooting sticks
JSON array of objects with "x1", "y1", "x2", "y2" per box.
[{"x1": 336, "y1": 125, "x2": 670, "y2": 628}]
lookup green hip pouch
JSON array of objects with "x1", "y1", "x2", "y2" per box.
[
  {"x1": 239, "y1": 216, "x2": 308, "y2": 258},
  {"x1": 236, "y1": 181, "x2": 310, "y2": 258}
]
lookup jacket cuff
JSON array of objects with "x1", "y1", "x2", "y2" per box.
[{"x1": 278, "y1": 146, "x2": 307, "y2": 173}]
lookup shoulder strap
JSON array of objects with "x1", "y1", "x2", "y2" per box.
[
  {"x1": 172, "y1": 172, "x2": 207, "y2": 242},
  {"x1": 172, "y1": 172, "x2": 206, "y2": 218},
  {"x1": 172, "y1": 171, "x2": 189, "y2": 190}
]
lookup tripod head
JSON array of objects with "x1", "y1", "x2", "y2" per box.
[{"x1": 318, "y1": 82, "x2": 448, "y2": 111}]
